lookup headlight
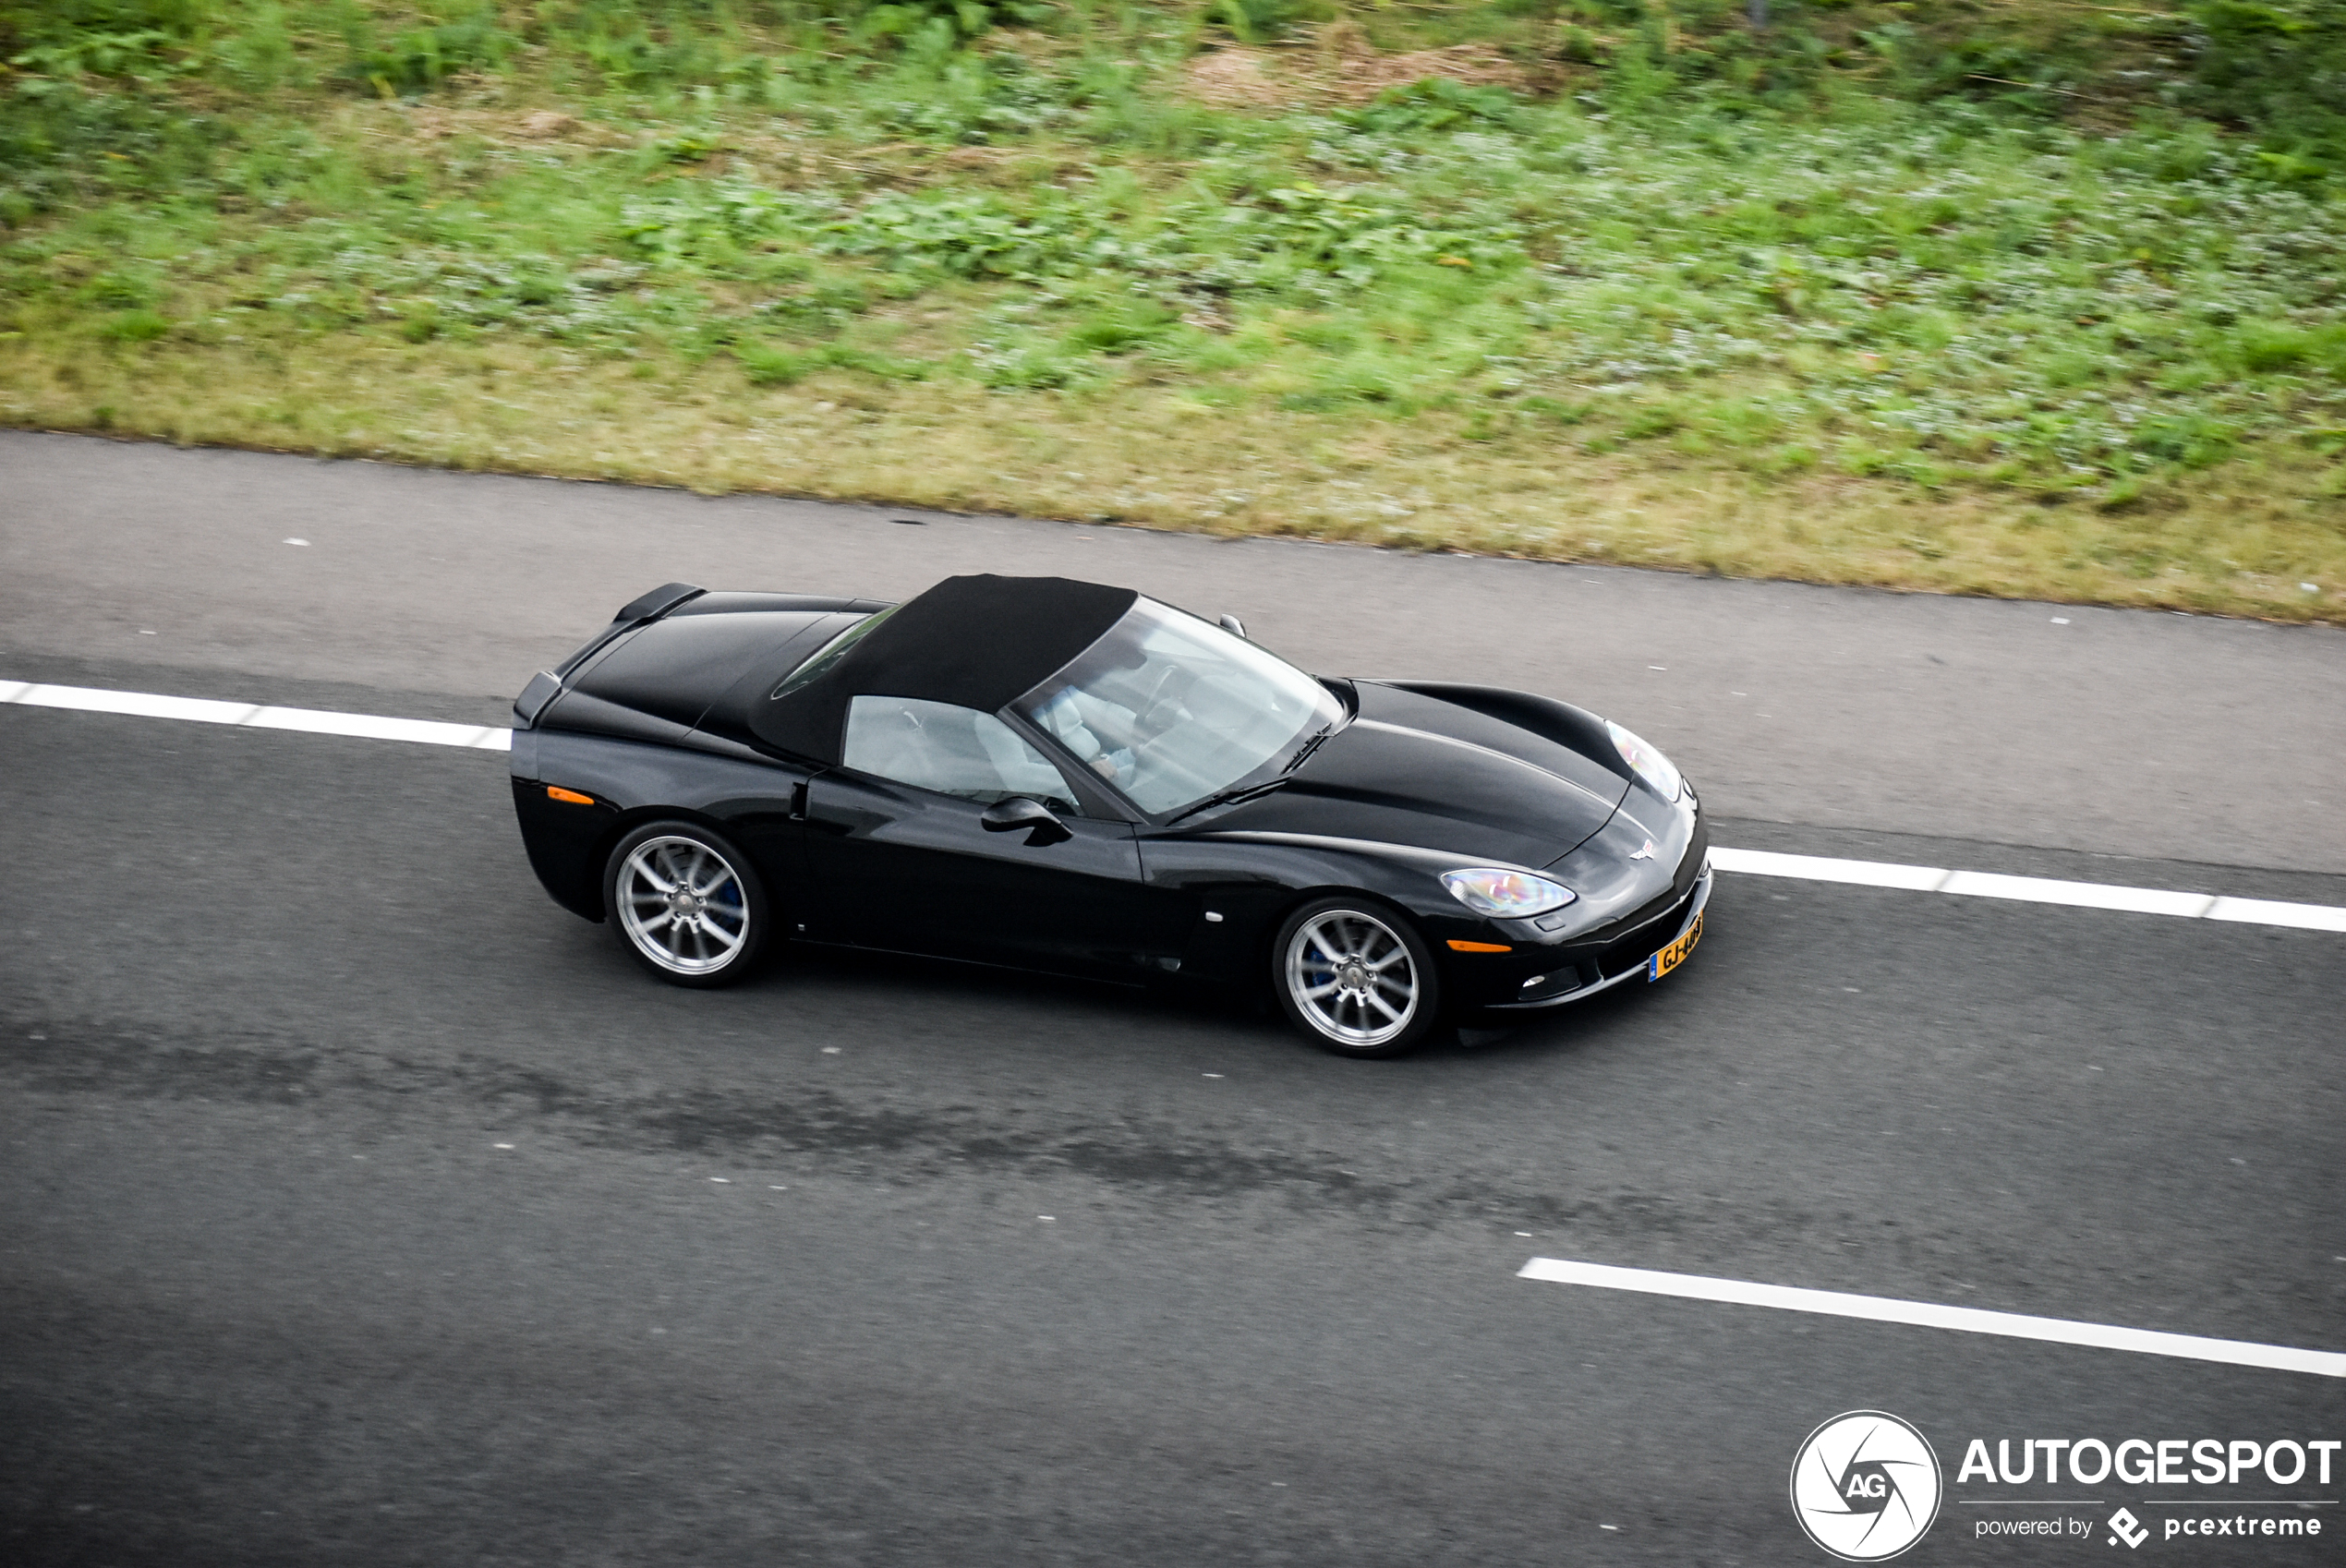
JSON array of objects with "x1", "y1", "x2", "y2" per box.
[
  {"x1": 1606, "y1": 719, "x2": 1683, "y2": 802},
  {"x1": 1442, "y1": 868, "x2": 1576, "y2": 920}
]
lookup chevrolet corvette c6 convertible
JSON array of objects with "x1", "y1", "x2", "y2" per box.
[{"x1": 510, "y1": 573, "x2": 1709, "y2": 1057}]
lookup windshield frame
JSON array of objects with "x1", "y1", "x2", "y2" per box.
[{"x1": 1006, "y1": 598, "x2": 1347, "y2": 824}]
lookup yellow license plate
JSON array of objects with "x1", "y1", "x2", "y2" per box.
[{"x1": 1648, "y1": 910, "x2": 1703, "y2": 982}]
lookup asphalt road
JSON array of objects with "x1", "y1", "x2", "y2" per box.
[{"x1": 3, "y1": 433, "x2": 2341, "y2": 1566}]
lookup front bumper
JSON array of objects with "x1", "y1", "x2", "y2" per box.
[{"x1": 1482, "y1": 858, "x2": 1711, "y2": 1012}]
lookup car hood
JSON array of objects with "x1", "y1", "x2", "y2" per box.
[{"x1": 1198, "y1": 681, "x2": 1632, "y2": 867}]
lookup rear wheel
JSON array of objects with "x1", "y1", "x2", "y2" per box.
[
  {"x1": 604, "y1": 821, "x2": 769, "y2": 988},
  {"x1": 1272, "y1": 897, "x2": 1443, "y2": 1058}
]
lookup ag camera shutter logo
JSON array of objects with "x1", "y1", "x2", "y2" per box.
[{"x1": 1790, "y1": 1411, "x2": 1944, "y2": 1562}]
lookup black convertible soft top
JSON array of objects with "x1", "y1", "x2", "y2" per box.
[{"x1": 751, "y1": 573, "x2": 1138, "y2": 763}]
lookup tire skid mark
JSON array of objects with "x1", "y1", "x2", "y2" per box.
[{"x1": 1, "y1": 1011, "x2": 1808, "y2": 1247}]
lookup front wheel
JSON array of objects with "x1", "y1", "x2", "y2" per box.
[
  {"x1": 1272, "y1": 897, "x2": 1444, "y2": 1058},
  {"x1": 603, "y1": 821, "x2": 770, "y2": 988}
]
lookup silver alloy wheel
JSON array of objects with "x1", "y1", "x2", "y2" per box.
[
  {"x1": 615, "y1": 835, "x2": 752, "y2": 977},
  {"x1": 1285, "y1": 908, "x2": 1419, "y2": 1047}
]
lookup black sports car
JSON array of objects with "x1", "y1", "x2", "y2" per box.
[{"x1": 510, "y1": 573, "x2": 1709, "y2": 1057}]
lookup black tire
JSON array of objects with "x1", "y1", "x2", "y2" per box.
[
  {"x1": 602, "y1": 820, "x2": 770, "y2": 988},
  {"x1": 1271, "y1": 896, "x2": 1444, "y2": 1058}
]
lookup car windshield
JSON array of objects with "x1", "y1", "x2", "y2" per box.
[{"x1": 1011, "y1": 599, "x2": 1340, "y2": 816}]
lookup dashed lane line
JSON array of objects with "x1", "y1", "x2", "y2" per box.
[
  {"x1": 0, "y1": 680, "x2": 511, "y2": 752},
  {"x1": 6, "y1": 679, "x2": 2341, "y2": 933},
  {"x1": 1518, "y1": 1258, "x2": 2346, "y2": 1378},
  {"x1": 1706, "y1": 847, "x2": 2346, "y2": 933}
]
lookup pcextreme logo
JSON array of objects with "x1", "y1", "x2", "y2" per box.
[{"x1": 1791, "y1": 1411, "x2": 1945, "y2": 1562}]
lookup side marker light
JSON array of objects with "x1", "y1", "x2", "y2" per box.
[
  {"x1": 546, "y1": 786, "x2": 595, "y2": 805},
  {"x1": 1446, "y1": 939, "x2": 1513, "y2": 953}
]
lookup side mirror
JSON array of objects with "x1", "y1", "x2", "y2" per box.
[
  {"x1": 980, "y1": 796, "x2": 1072, "y2": 847},
  {"x1": 1217, "y1": 614, "x2": 1248, "y2": 640}
]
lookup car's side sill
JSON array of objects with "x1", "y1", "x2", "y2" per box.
[{"x1": 789, "y1": 938, "x2": 1155, "y2": 991}]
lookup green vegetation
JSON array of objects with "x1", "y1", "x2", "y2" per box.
[{"x1": 3, "y1": 1, "x2": 2340, "y2": 617}]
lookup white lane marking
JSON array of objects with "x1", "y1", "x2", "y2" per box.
[
  {"x1": 6, "y1": 680, "x2": 2342, "y2": 932},
  {"x1": 1710, "y1": 847, "x2": 1949, "y2": 891},
  {"x1": 1939, "y1": 869, "x2": 2217, "y2": 919},
  {"x1": 3, "y1": 681, "x2": 509, "y2": 751},
  {"x1": 1708, "y1": 846, "x2": 2346, "y2": 933},
  {"x1": 1518, "y1": 1258, "x2": 2346, "y2": 1379},
  {"x1": 245, "y1": 705, "x2": 509, "y2": 749},
  {"x1": 2207, "y1": 895, "x2": 2346, "y2": 932}
]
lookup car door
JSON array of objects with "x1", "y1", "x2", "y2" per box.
[{"x1": 800, "y1": 694, "x2": 1180, "y2": 978}]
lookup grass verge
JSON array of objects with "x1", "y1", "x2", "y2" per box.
[
  {"x1": 14, "y1": 324, "x2": 2338, "y2": 618},
  {"x1": 2, "y1": 3, "x2": 2340, "y2": 618}
]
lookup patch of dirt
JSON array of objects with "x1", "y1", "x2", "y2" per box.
[
  {"x1": 1321, "y1": 22, "x2": 1533, "y2": 103},
  {"x1": 1185, "y1": 48, "x2": 1304, "y2": 110},
  {"x1": 1183, "y1": 27, "x2": 1537, "y2": 112},
  {"x1": 370, "y1": 103, "x2": 623, "y2": 149}
]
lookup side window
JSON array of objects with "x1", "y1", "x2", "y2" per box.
[{"x1": 842, "y1": 695, "x2": 1079, "y2": 814}]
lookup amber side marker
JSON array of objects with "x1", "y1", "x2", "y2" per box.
[
  {"x1": 546, "y1": 786, "x2": 595, "y2": 805},
  {"x1": 1446, "y1": 939, "x2": 1513, "y2": 953}
]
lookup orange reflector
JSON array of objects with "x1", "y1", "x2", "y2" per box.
[
  {"x1": 545, "y1": 786, "x2": 595, "y2": 805},
  {"x1": 1446, "y1": 939, "x2": 1513, "y2": 954}
]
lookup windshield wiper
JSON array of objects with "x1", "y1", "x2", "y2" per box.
[
  {"x1": 1165, "y1": 777, "x2": 1292, "y2": 825},
  {"x1": 1283, "y1": 720, "x2": 1336, "y2": 775},
  {"x1": 1167, "y1": 719, "x2": 1334, "y2": 825}
]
